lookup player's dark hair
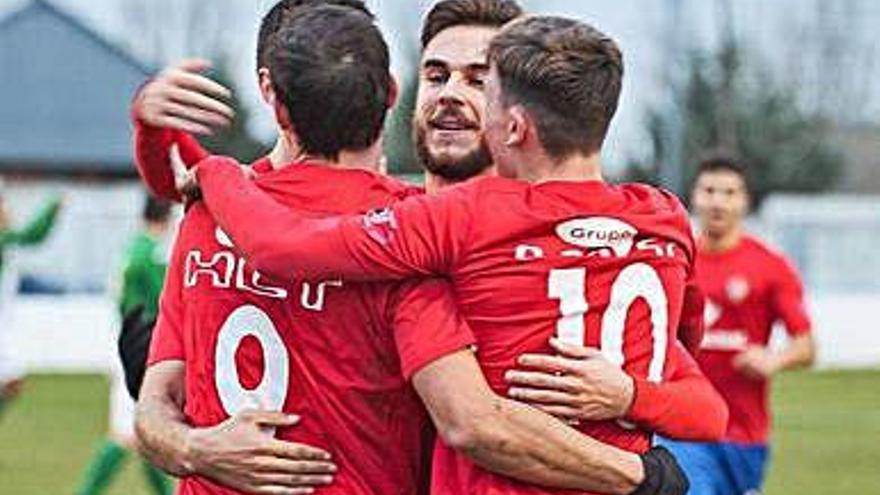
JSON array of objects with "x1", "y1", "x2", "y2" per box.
[
  {"x1": 256, "y1": 0, "x2": 373, "y2": 71},
  {"x1": 421, "y1": 0, "x2": 523, "y2": 49},
  {"x1": 694, "y1": 153, "x2": 752, "y2": 193},
  {"x1": 267, "y1": 5, "x2": 391, "y2": 159},
  {"x1": 487, "y1": 16, "x2": 623, "y2": 159},
  {"x1": 143, "y1": 195, "x2": 172, "y2": 223}
]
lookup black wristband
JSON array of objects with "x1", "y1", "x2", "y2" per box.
[{"x1": 630, "y1": 446, "x2": 689, "y2": 495}]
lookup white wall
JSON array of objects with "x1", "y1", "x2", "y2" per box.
[{"x1": 5, "y1": 293, "x2": 877, "y2": 375}]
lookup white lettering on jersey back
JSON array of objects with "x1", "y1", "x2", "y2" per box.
[
  {"x1": 185, "y1": 250, "x2": 288, "y2": 300},
  {"x1": 301, "y1": 280, "x2": 343, "y2": 311},
  {"x1": 215, "y1": 227, "x2": 235, "y2": 248},
  {"x1": 515, "y1": 244, "x2": 545, "y2": 261},
  {"x1": 185, "y1": 251, "x2": 235, "y2": 288},
  {"x1": 235, "y1": 258, "x2": 288, "y2": 299},
  {"x1": 556, "y1": 217, "x2": 638, "y2": 257}
]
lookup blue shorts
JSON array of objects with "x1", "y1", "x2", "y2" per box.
[{"x1": 656, "y1": 437, "x2": 769, "y2": 495}]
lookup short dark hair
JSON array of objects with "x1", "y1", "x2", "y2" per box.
[
  {"x1": 488, "y1": 16, "x2": 623, "y2": 159},
  {"x1": 143, "y1": 195, "x2": 172, "y2": 223},
  {"x1": 256, "y1": 0, "x2": 373, "y2": 71},
  {"x1": 267, "y1": 5, "x2": 391, "y2": 159},
  {"x1": 694, "y1": 153, "x2": 752, "y2": 193},
  {"x1": 421, "y1": 0, "x2": 522, "y2": 49}
]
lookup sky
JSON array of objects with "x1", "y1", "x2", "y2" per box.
[{"x1": 2, "y1": 0, "x2": 878, "y2": 173}]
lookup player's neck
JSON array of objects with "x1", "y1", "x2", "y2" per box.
[
  {"x1": 268, "y1": 135, "x2": 382, "y2": 173},
  {"x1": 701, "y1": 227, "x2": 744, "y2": 253},
  {"x1": 268, "y1": 135, "x2": 299, "y2": 169},
  {"x1": 524, "y1": 151, "x2": 603, "y2": 184},
  {"x1": 335, "y1": 143, "x2": 384, "y2": 173},
  {"x1": 424, "y1": 165, "x2": 495, "y2": 194}
]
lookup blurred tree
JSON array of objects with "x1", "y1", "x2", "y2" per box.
[
  {"x1": 384, "y1": 73, "x2": 420, "y2": 175},
  {"x1": 120, "y1": 0, "x2": 267, "y2": 161},
  {"x1": 628, "y1": 35, "x2": 843, "y2": 207},
  {"x1": 120, "y1": 0, "x2": 234, "y2": 63},
  {"x1": 380, "y1": 3, "x2": 423, "y2": 176}
]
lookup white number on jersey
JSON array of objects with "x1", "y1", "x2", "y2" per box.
[
  {"x1": 548, "y1": 263, "x2": 668, "y2": 382},
  {"x1": 215, "y1": 305, "x2": 290, "y2": 420}
]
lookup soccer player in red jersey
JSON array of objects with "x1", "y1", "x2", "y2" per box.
[
  {"x1": 657, "y1": 156, "x2": 816, "y2": 495},
  {"x1": 191, "y1": 15, "x2": 724, "y2": 495},
  {"x1": 136, "y1": 5, "x2": 683, "y2": 495}
]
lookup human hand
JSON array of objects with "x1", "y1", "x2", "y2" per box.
[
  {"x1": 506, "y1": 338, "x2": 634, "y2": 421},
  {"x1": 133, "y1": 58, "x2": 234, "y2": 135},
  {"x1": 186, "y1": 409, "x2": 337, "y2": 495},
  {"x1": 733, "y1": 346, "x2": 779, "y2": 380}
]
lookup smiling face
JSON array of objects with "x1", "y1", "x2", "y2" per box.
[{"x1": 414, "y1": 25, "x2": 498, "y2": 182}]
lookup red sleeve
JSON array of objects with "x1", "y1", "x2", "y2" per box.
[
  {"x1": 196, "y1": 156, "x2": 473, "y2": 282},
  {"x1": 626, "y1": 342, "x2": 728, "y2": 441},
  {"x1": 391, "y1": 279, "x2": 476, "y2": 380},
  {"x1": 677, "y1": 272, "x2": 705, "y2": 356},
  {"x1": 132, "y1": 90, "x2": 209, "y2": 201},
  {"x1": 771, "y1": 256, "x2": 812, "y2": 336},
  {"x1": 147, "y1": 224, "x2": 188, "y2": 365}
]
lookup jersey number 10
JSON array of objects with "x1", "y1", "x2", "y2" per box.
[{"x1": 548, "y1": 263, "x2": 669, "y2": 383}]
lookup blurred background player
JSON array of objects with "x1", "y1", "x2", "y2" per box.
[
  {"x1": 0, "y1": 185, "x2": 62, "y2": 420},
  {"x1": 658, "y1": 155, "x2": 816, "y2": 495},
  {"x1": 74, "y1": 195, "x2": 175, "y2": 495}
]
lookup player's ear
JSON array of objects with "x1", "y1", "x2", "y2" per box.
[
  {"x1": 258, "y1": 67, "x2": 275, "y2": 106},
  {"x1": 505, "y1": 105, "x2": 529, "y2": 148},
  {"x1": 387, "y1": 74, "x2": 399, "y2": 110}
]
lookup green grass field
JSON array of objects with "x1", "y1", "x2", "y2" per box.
[{"x1": 1, "y1": 370, "x2": 878, "y2": 494}]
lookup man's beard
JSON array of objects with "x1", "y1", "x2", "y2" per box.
[{"x1": 414, "y1": 125, "x2": 493, "y2": 183}]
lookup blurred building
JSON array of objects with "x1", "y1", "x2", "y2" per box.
[
  {"x1": 0, "y1": 0, "x2": 149, "y2": 175},
  {"x1": 0, "y1": 0, "x2": 154, "y2": 292}
]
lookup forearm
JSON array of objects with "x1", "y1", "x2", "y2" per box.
[
  {"x1": 134, "y1": 121, "x2": 208, "y2": 202},
  {"x1": 774, "y1": 333, "x2": 816, "y2": 370},
  {"x1": 627, "y1": 345, "x2": 727, "y2": 441},
  {"x1": 13, "y1": 197, "x2": 61, "y2": 245},
  {"x1": 135, "y1": 396, "x2": 194, "y2": 476},
  {"x1": 135, "y1": 363, "x2": 193, "y2": 477},
  {"x1": 416, "y1": 352, "x2": 642, "y2": 494},
  {"x1": 463, "y1": 397, "x2": 643, "y2": 494},
  {"x1": 627, "y1": 376, "x2": 727, "y2": 441}
]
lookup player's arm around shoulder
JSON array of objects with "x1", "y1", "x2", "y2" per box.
[
  {"x1": 505, "y1": 339, "x2": 728, "y2": 442},
  {"x1": 412, "y1": 350, "x2": 687, "y2": 495}
]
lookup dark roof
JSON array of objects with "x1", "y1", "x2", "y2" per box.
[{"x1": 0, "y1": 0, "x2": 154, "y2": 174}]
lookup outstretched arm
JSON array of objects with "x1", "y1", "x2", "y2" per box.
[
  {"x1": 1, "y1": 196, "x2": 62, "y2": 246},
  {"x1": 196, "y1": 156, "x2": 466, "y2": 282}
]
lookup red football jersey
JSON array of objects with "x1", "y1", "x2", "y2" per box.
[
  {"x1": 198, "y1": 163, "x2": 706, "y2": 495},
  {"x1": 148, "y1": 160, "x2": 474, "y2": 495},
  {"x1": 133, "y1": 120, "x2": 209, "y2": 201},
  {"x1": 696, "y1": 234, "x2": 811, "y2": 444}
]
